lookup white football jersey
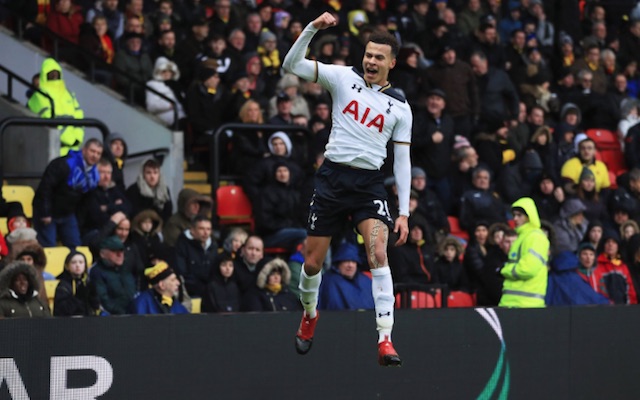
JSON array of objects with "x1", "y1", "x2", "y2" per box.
[{"x1": 317, "y1": 64, "x2": 413, "y2": 170}]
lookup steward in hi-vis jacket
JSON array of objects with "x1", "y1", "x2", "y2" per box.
[
  {"x1": 499, "y1": 197, "x2": 549, "y2": 307},
  {"x1": 27, "y1": 58, "x2": 84, "y2": 155}
]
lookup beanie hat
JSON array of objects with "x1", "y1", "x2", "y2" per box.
[
  {"x1": 332, "y1": 242, "x2": 361, "y2": 265},
  {"x1": 411, "y1": 167, "x2": 426, "y2": 178},
  {"x1": 259, "y1": 30, "x2": 277, "y2": 45},
  {"x1": 145, "y1": 262, "x2": 175, "y2": 284},
  {"x1": 579, "y1": 167, "x2": 595, "y2": 182},
  {"x1": 577, "y1": 242, "x2": 596, "y2": 254}
]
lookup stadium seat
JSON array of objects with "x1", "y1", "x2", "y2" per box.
[
  {"x1": 44, "y1": 247, "x2": 71, "y2": 278},
  {"x1": 599, "y1": 148, "x2": 628, "y2": 176},
  {"x1": 216, "y1": 185, "x2": 255, "y2": 231},
  {"x1": 77, "y1": 246, "x2": 93, "y2": 266},
  {"x1": 44, "y1": 280, "x2": 60, "y2": 312},
  {"x1": 394, "y1": 283, "x2": 447, "y2": 309},
  {"x1": 447, "y1": 216, "x2": 469, "y2": 241},
  {"x1": 586, "y1": 129, "x2": 619, "y2": 150},
  {"x1": 191, "y1": 297, "x2": 201, "y2": 314},
  {"x1": 447, "y1": 291, "x2": 476, "y2": 308},
  {"x1": 0, "y1": 217, "x2": 7, "y2": 235},
  {"x1": 2, "y1": 185, "x2": 35, "y2": 218}
]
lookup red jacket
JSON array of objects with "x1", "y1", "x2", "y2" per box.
[
  {"x1": 46, "y1": 9, "x2": 83, "y2": 44},
  {"x1": 593, "y1": 253, "x2": 638, "y2": 304}
]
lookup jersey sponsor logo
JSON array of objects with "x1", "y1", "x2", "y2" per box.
[
  {"x1": 351, "y1": 84, "x2": 363, "y2": 92},
  {"x1": 342, "y1": 100, "x2": 385, "y2": 133},
  {"x1": 386, "y1": 101, "x2": 393, "y2": 114}
]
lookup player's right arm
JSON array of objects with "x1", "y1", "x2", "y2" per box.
[{"x1": 283, "y1": 12, "x2": 337, "y2": 82}]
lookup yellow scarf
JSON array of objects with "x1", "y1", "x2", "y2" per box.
[
  {"x1": 258, "y1": 47, "x2": 281, "y2": 70},
  {"x1": 586, "y1": 59, "x2": 598, "y2": 71},
  {"x1": 115, "y1": 157, "x2": 123, "y2": 169},
  {"x1": 161, "y1": 295, "x2": 174, "y2": 307},
  {"x1": 265, "y1": 283, "x2": 282, "y2": 294},
  {"x1": 563, "y1": 54, "x2": 574, "y2": 67},
  {"x1": 207, "y1": 87, "x2": 217, "y2": 95}
]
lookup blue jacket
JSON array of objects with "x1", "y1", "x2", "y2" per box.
[
  {"x1": 546, "y1": 251, "x2": 610, "y2": 306},
  {"x1": 131, "y1": 289, "x2": 189, "y2": 315},
  {"x1": 319, "y1": 268, "x2": 374, "y2": 311}
]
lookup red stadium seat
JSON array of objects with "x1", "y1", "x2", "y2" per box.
[
  {"x1": 216, "y1": 185, "x2": 255, "y2": 231},
  {"x1": 447, "y1": 291, "x2": 476, "y2": 308},
  {"x1": 394, "y1": 283, "x2": 446, "y2": 309},
  {"x1": 448, "y1": 216, "x2": 469, "y2": 241},
  {"x1": 586, "y1": 129, "x2": 620, "y2": 150}
]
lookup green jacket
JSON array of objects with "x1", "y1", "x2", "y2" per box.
[
  {"x1": 27, "y1": 58, "x2": 84, "y2": 155},
  {"x1": 499, "y1": 197, "x2": 549, "y2": 308}
]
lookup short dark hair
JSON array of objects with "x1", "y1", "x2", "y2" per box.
[
  {"x1": 191, "y1": 214, "x2": 211, "y2": 227},
  {"x1": 84, "y1": 138, "x2": 104, "y2": 149},
  {"x1": 368, "y1": 30, "x2": 399, "y2": 58}
]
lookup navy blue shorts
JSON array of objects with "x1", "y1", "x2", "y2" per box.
[{"x1": 306, "y1": 159, "x2": 394, "y2": 237}]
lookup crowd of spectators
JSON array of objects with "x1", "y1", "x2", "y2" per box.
[{"x1": 1, "y1": 0, "x2": 640, "y2": 316}]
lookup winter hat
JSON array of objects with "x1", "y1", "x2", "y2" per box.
[
  {"x1": 5, "y1": 227, "x2": 37, "y2": 244},
  {"x1": 573, "y1": 133, "x2": 588, "y2": 153},
  {"x1": 6, "y1": 204, "x2": 29, "y2": 233},
  {"x1": 411, "y1": 167, "x2": 426, "y2": 178},
  {"x1": 259, "y1": 30, "x2": 277, "y2": 45},
  {"x1": 197, "y1": 60, "x2": 218, "y2": 81},
  {"x1": 427, "y1": 88, "x2": 447, "y2": 101},
  {"x1": 577, "y1": 242, "x2": 596, "y2": 254},
  {"x1": 560, "y1": 198, "x2": 587, "y2": 219},
  {"x1": 453, "y1": 135, "x2": 471, "y2": 150},
  {"x1": 99, "y1": 235, "x2": 125, "y2": 251},
  {"x1": 579, "y1": 167, "x2": 595, "y2": 182},
  {"x1": 332, "y1": 242, "x2": 361, "y2": 265},
  {"x1": 144, "y1": 261, "x2": 175, "y2": 284}
]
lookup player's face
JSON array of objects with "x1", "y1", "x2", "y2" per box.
[{"x1": 362, "y1": 42, "x2": 396, "y2": 86}]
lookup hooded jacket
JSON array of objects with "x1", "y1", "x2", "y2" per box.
[
  {"x1": 594, "y1": 233, "x2": 638, "y2": 304},
  {"x1": 318, "y1": 242, "x2": 374, "y2": 310},
  {"x1": 27, "y1": 58, "x2": 84, "y2": 155},
  {"x1": 105, "y1": 132, "x2": 128, "y2": 191},
  {"x1": 202, "y1": 256, "x2": 241, "y2": 313},
  {"x1": 163, "y1": 188, "x2": 213, "y2": 247},
  {"x1": 553, "y1": 198, "x2": 589, "y2": 254},
  {"x1": 130, "y1": 209, "x2": 169, "y2": 267},
  {"x1": 146, "y1": 57, "x2": 185, "y2": 127},
  {"x1": 0, "y1": 261, "x2": 50, "y2": 318},
  {"x1": 241, "y1": 258, "x2": 300, "y2": 312},
  {"x1": 499, "y1": 197, "x2": 550, "y2": 307},
  {"x1": 546, "y1": 251, "x2": 609, "y2": 305}
]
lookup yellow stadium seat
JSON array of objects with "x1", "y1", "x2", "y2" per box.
[
  {"x1": 44, "y1": 246, "x2": 94, "y2": 278},
  {"x1": 2, "y1": 185, "x2": 35, "y2": 218},
  {"x1": 76, "y1": 246, "x2": 93, "y2": 266},
  {"x1": 44, "y1": 247, "x2": 71, "y2": 278},
  {"x1": 44, "y1": 280, "x2": 60, "y2": 312},
  {"x1": 0, "y1": 218, "x2": 7, "y2": 235},
  {"x1": 191, "y1": 297, "x2": 201, "y2": 314}
]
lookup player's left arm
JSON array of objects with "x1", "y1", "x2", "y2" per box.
[
  {"x1": 392, "y1": 105, "x2": 413, "y2": 246},
  {"x1": 393, "y1": 141, "x2": 410, "y2": 246}
]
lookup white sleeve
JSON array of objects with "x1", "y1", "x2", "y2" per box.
[
  {"x1": 393, "y1": 143, "x2": 411, "y2": 217},
  {"x1": 282, "y1": 23, "x2": 319, "y2": 82}
]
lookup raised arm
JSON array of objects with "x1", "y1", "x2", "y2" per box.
[{"x1": 282, "y1": 12, "x2": 337, "y2": 81}]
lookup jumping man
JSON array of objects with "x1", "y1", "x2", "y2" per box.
[{"x1": 282, "y1": 12, "x2": 412, "y2": 366}]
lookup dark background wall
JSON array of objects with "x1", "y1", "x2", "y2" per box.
[{"x1": 0, "y1": 307, "x2": 639, "y2": 399}]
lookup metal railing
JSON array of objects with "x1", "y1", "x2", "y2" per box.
[
  {"x1": 0, "y1": 116, "x2": 110, "y2": 183},
  {"x1": 210, "y1": 123, "x2": 314, "y2": 194},
  {"x1": 0, "y1": 64, "x2": 56, "y2": 117},
  {"x1": 1, "y1": 6, "x2": 180, "y2": 129}
]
